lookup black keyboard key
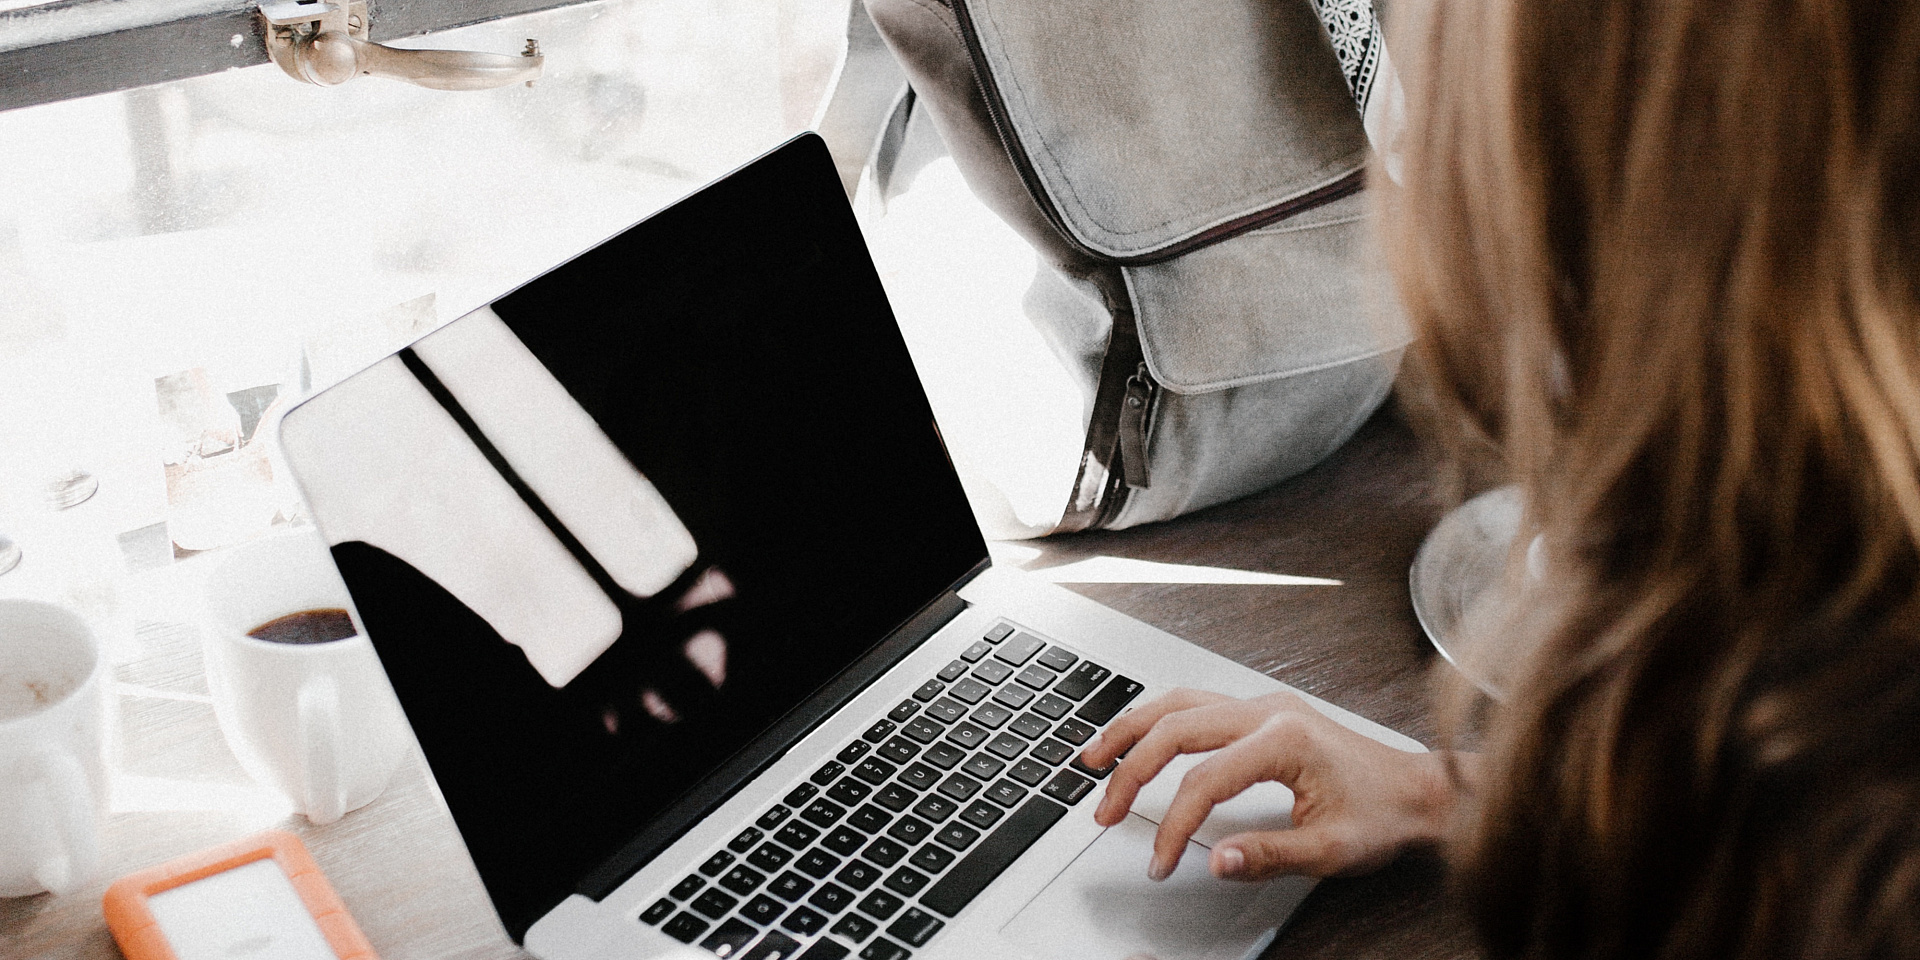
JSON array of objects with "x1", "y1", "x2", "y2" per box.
[
  {"x1": 701, "y1": 851, "x2": 736, "y2": 876},
  {"x1": 748, "y1": 843, "x2": 794, "y2": 872},
  {"x1": 969, "y1": 703, "x2": 1012, "y2": 729},
  {"x1": 922, "y1": 698, "x2": 966, "y2": 725},
  {"x1": 829, "y1": 778, "x2": 873, "y2": 806},
  {"x1": 662, "y1": 912, "x2": 710, "y2": 943},
  {"x1": 809, "y1": 881, "x2": 856, "y2": 913},
  {"x1": 985, "y1": 778, "x2": 1028, "y2": 807},
  {"x1": 911, "y1": 794, "x2": 958, "y2": 822},
  {"x1": 962, "y1": 753, "x2": 1006, "y2": 780},
  {"x1": 1042, "y1": 769, "x2": 1096, "y2": 804},
  {"x1": 877, "y1": 737, "x2": 920, "y2": 764},
  {"x1": 741, "y1": 894, "x2": 785, "y2": 924},
  {"x1": 802, "y1": 799, "x2": 848, "y2": 828},
  {"x1": 995, "y1": 632, "x2": 1046, "y2": 666},
  {"x1": 834, "y1": 859, "x2": 882, "y2": 891},
  {"x1": 1053, "y1": 662, "x2": 1111, "y2": 700},
  {"x1": 775, "y1": 821, "x2": 820, "y2": 849},
  {"x1": 857, "y1": 889, "x2": 904, "y2": 920},
  {"x1": 811, "y1": 762, "x2": 846, "y2": 786},
  {"x1": 641, "y1": 897, "x2": 676, "y2": 924},
  {"x1": 889, "y1": 700, "x2": 921, "y2": 722},
  {"x1": 719, "y1": 865, "x2": 768, "y2": 896},
  {"x1": 937, "y1": 772, "x2": 983, "y2": 802},
  {"x1": 1076, "y1": 676, "x2": 1145, "y2": 724},
  {"x1": 887, "y1": 907, "x2": 946, "y2": 948},
  {"x1": 782, "y1": 906, "x2": 828, "y2": 935},
  {"x1": 758, "y1": 806, "x2": 793, "y2": 830},
  {"x1": 946, "y1": 722, "x2": 988, "y2": 750},
  {"x1": 699, "y1": 918, "x2": 758, "y2": 957},
  {"x1": 961, "y1": 800, "x2": 1005, "y2": 829},
  {"x1": 853, "y1": 758, "x2": 898, "y2": 785},
  {"x1": 795, "y1": 849, "x2": 841, "y2": 878},
  {"x1": 874, "y1": 783, "x2": 916, "y2": 811},
  {"x1": 936, "y1": 659, "x2": 968, "y2": 681},
  {"x1": 801, "y1": 940, "x2": 852, "y2": 960},
  {"x1": 887, "y1": 814, "x2": 934, "y2": 845},
  {"x1": 959, "y1": 640, "x2": 991, "y2": 663},
  {"x1": 920, "y1": 797, "x2": 1069, "y2": 917},
  {"x1": 935, "y1": 821, "x2": 981, "y2": 850},
  {"x1": 1008, "y1": 713, "x2": 1050, "y2": 740},
  {"x1": 899, "y1": 762, "x2": 941, "y2": 790},
  {"x1": 1037, "y1": 646, "x2": 1078, "y2": 671},
  {"x1": 729, "y1": 827, "x2": 765, "y2": 853},
  {"x1": 1030, "y1": 694, "x2": 1073, "y2": 720},
  {"x1": 848, "y1": 804, "x2": 893, "y2": 833},
  {"x1": 860, "y1": 939, "x2": 911, "y2": 960},
  {"x1": 784, "y1": 783, "x2": 820, "y2": 807},
  {"x1": 863, "y1": 720, "x2": 897, "y2": 743},
  {"x1": 823, "y1": 826, "x2": 867, "y2": 856},
  {"x1": 1014, "y1": 664, "x2": 1055, "y2": 690},
  {"x1": 922, "y1": 742, "x2": 966, "y2": 769},
  {"x1": 883, "y1": 866, "x2": 930, "y2": 896},
  {"x1": 971, "y1": 660, "x2": 1013, "y2": 685},
  {"x1": 985, "y1": 733, "x2": 1026, "y2": 761},
  {"x1": 908, "y1": 843, "x2": 955, "y2": 873},
  {"x1": 691, "y1": 888, "x2": 739, "y2": 919},
  {"x1": 1053, "y1": 717, "x2": 1097, "y2": 745},
  {"x1": 832, "y1": 913, "x2": 878, "y2": 943},
  {"x1": 992, "y1": 685, "x2": 1036, "y2": 711},
  {"x1": 1008, "y1": 758, "x2": 1052, "y2": 786},
  {"x1": 837, "y1": 741, "x2": 871, "y2": 764},
  {"x1": 901, "y1": 718, "x2": 943, "y2": 744},
  {"x1": 1030, "y1": 738, "x2": 1073, "y2": 765},
  {"x1": 985, "y1": 623, "x2": 1016, "y2": 643},
  {"x1": 862, "y1": 837, "x2": 908, "y2": 867},
  {"x1": 769, "y1": 871, "x2": 814, "y2": 901},
  {"x1": 1070, "y1": 754, "x2": 1116, "y2": 780},
  {"x1": 948, "y1": 678, "x2": 992, "y2": 704},
  {"x1": 746, "y1": 931, "x2": 804, "y2": 960},
  {"x1": 671, "y1": 875, "x2": 706, "y2": 899},
  {"x1": 913, "y1": 679, "x2": 945, "y2": 701}
]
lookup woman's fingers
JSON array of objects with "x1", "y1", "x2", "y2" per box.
[
  {"x1": 1090, "y1": 694, "x2": 1275, "y2": 827},
  {"x1": 1208, "y1": 828, "x2": 1353, "y2": 880},
  {"x1": 1144, "y1": 714, "x2": 1318, "y2": 878},
  {"x1": 1080, "y1": 687, "x2": 1229, "y2": 768}
]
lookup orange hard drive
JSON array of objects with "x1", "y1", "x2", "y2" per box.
[{"x1": 103, "y1": 829, "x2": 377, "y2": 960}]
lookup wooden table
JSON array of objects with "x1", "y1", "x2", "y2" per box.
[{"x1": 0, "y1": 405, "x2": 1481, "y2": 960}]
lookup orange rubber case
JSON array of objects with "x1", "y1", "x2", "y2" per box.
[{"x1": 103, "y1": 829, "x2": 378, "y2": 960}]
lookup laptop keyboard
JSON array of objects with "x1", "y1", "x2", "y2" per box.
[{"x1": 637, "y1": 621, "x2": 1143, "y2": 960}]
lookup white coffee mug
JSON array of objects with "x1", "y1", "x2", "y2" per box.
[
  {"x1": 0, "y1": 599, "x2": 106, "y2": 897},
  {"x1": 202, "y1": 534, "x2": 406, "y2": 825}
]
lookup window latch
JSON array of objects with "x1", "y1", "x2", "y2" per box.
[{"x1": 258, "y1": 0, "x2": 544, "y2": 90}]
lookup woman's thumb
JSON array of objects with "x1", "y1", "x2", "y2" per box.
[{"x1": 1210, "y1": 828, "x2": 1348, "y2": 880}]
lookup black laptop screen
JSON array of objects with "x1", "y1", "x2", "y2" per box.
[{"x1": 314, "y1": 137, "x2": 988, "y2": 937}]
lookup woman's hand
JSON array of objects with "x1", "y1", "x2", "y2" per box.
[{"x1": 1078, "y1": 688, "x2": 1459, "y2": 882}]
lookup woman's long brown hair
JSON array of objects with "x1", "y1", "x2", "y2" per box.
[{"x1": 1382, "y1": 0, "x2": 1920, "y2": 956}]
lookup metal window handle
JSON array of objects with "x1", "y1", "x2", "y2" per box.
[{"x1": 260, "y1": 0, "x2": 543, "y2": 91}]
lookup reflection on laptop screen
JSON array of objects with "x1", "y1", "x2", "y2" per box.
[{"x1": 286, "y1": 137, "x2": 988, "y2": 938}]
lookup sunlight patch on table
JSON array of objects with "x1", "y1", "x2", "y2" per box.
[{"x1": 1027, "y1": 556, "x2": 1341, "y2": 586}]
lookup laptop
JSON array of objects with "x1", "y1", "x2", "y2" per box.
[{"x1": 275, "y1": 134, "x2": 1422, "y2": 960}]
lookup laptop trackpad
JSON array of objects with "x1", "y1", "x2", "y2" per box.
[{"x1": 1001, "y1": 814, "x2": 1314, "y2": 960}]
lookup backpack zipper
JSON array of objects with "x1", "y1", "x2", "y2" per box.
[{"x1": 1117, "y1": 362, "x2": 1157, "y2": 490}]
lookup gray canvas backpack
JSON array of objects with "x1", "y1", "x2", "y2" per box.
[{"x1": 862, "y1": 0, "x2": 1408, "y2": 533}]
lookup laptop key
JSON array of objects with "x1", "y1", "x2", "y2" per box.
[
  {"x1": 959, "y1": 640, "x2": 992, "y2": 663},
  {"x1": 799, "y1": 943, "x2": 850, "y2": 960},
  {"x1": 769, "y1": 871, "x2": 814, "y2": 901},
  {"x1": 995, "y1": 632, "x2": 1046, "y2": 667},
  {"x1": 823, "y1": 826, "x2": 867, "y2": 856},
  {"x1": 985, "y1": 733, "x2": 1026, "y2": 762},
  {"x1": 877, "y1": 736, "x2": 920, "y2": 764},
  {"x1": 887, "y1": 908, "x2": 945, "y2": 948},
  {"x1": 1052, "y1": 661, "x2": 1111, "y2": 700},
  {"x1": 883, "y1": 866, "x2": 930, "y2": 896},
  {"x1": 748, "y1": 843, "x2": 794, "y2": 872},
  {"x1": 811, "y1": 762, "x2": 846, "y2": 786},
  {"x1": 945, "y1": 722, "x2": 988, "y2": 750},
  {"x1": 962, "y1": 753, "x2": 1006, "y2": 780},
  {"x1": 782, "y1": 906, "x2": 828, "y2": 935},
  {"x1": 641, "y1": 898, "x2": 676, "y2": 924},
  {"x1": 828, "y1": 778, "x2": 873, "y2": 806},
  {"x1": 719, "y1": 865, "x2": 767, "y2": 896},
  {"x1": 936, "y1": 659, "x2": 968, "y2": 681},
  {"x1": 741, "y1": 894, "x2": 785, "y2": 924},
  {"x1": 699, "y1": 918, "x2": 758, "y2": 957},
  {"x1": 801, "y1": 799, "x2": 848, "y2": 828},
  {"x1": 856, "y1": 889, "x2": 904, "y2": 920},
  {"x1": 784, "y1": 783, "x2": 820, "y2": 807},
  {"x1": 1042, "y1": 769, "x2": 1096, "y2": 804},
  {"x1": 852, "y1": 758, "x2": 897, "y2": 784},
  {"x1": 992, "y1": 684, "x2": 1035, "y2": 711},
  {"x1": 1037, "y1": 646, "x2": 1078, "y2": 672},
  {"x1": 862, "y1": 836, "x2": 908, "y2": 867},
  {"x1": 961, "y1": 800, "x2": 1005, "y2": 830},
  {"x1": 908, "y1": 842, "x2": 955, "y2": 873},
  {"x1": 1008, "y1": 758, "x2": 1051, "y2": 787},
  {"x1": 859, "y1": 939, "x2": 910, "y2": 960},
  {"x1": 795, "y1": 849, "x2": 840, "y2": 878},
  {"x1": 971, "y1": 660, "x2": 1013, "y2": 685},
  {"x1": 671, "y1": 875, "x2": 706, "y2": 899},
  {"x1": 1053, "y1": 717, "x2": 1097, "y2": 746},
  {"x1": 921, "y1": 742, "x2": 965, "y2": 769},
  {"x1": 834, "y1": 859, "x2": 882, "y2": 891},
  {"x1": 837, "y1": 741, "x2": 871, "y2": 764},
  {"x1": 701, "y1": 851, "x2": 736, "y2": 876},
  {"x1": 1030, "y1": 694, "x2": 1073, "y2": 720},
  {"x1": 911, "y1": 794, "x2": 958, "y2": 822},
  {"x1": 691, "y1": 888, "x2": 739, "y2": 919},
  {"x1": 922, "y1": 698, "x2": 966, "y2": 725},
  {"x1": 662, "y1": 912, "x2": 710, "y2": 944},
  {"x1": 1070, "y1": 755, "x2": 1116, "y2": 780},
  {"x1": 775, "y1": 821, "x2": 821, "y2": 849},
  {"x1": 1076, "y1": 676, "x2": 1145, "y2": 724},
  {"x1": 985, "y1": 778, "x2": 1029, "y2": 807},
  {"x1": 913, "y1": 678, "x2": 945, "y2": 701},
  {"x1": 1008, "y1": 713, "x2": 1050, "y2": 740},
  {"x1": 848, "y1": 804, "x2": 893, "y2": 833},
  {"x1": 886, "y1": 814, "x2": 933, "y2": 845},
  {"x1": 899, "y1": 762, "x2": 941, "y2": 790},
  {"x1": 745, "y1": 931, "x2": 805, "y2": 960},
  {"x1": 1030, "y1": 738, "x2": 1073, "y2": 765},
  {"x1": 832, "y1": 913, "x2": 879, "y2": 943},
  {"x1": 937, "y1": 772, "x2": 983, "y2": 801},
  {"x1": 935, "y1": 821, "x2": 981, "y2": 850},
  {"x1": 809, "y1": 881, "x2": 856, "y2": 914},
  {"x1": 758, "y1": 804, "x2": 792, "y2": 831},
  {"x1": 874, "y1": 783, "x2": 916, "y2": 811},
  {"x1": 729, "y1": 827, "x2": 765, "y2": 853},
  {"x1": 919, "y1": 797, "x2": 1070, "y2": 918},
  {"x1": 969, "y1": 703, "x2": 1012, "y2": 729},
  {"x1": 863, "y1": 720, "x2": 897, "y2": 744},
  {"x1": 948, "y1": 678, "x2": 991, "y2": 704},
  {"x1": 1014, "y1": 664, "x2": 1055, "y2": 690},
  {"x1": 901, "y1": 718, "x2": 942, "y2": 744},
  {"x1": 889, "y1": 700, "x2": 921, "y2": 722},
  {"x1": 985, "y1": 623, "x2": 1016, "y2": 643}
]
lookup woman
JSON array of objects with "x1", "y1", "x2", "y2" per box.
[{"x1": 1080, "y1": 0, "x2": 1920, "y2": 956}]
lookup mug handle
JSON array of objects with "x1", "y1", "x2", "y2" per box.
[
  {"x1": 298, "y1": 675, "x2": 348, "y2": 825},
  {"x1": 26, "y1": 750, "x2": 98, "y2": 896}
]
